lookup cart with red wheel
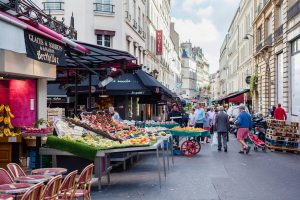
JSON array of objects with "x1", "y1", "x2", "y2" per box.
[{"x1": 168, "y1": 129, "x2": 210, "y2": 157}]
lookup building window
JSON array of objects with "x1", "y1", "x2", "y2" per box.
[
  {"x1": 43, "y1": 0, "x2": 64, "y2": 11},
  {"x1": 277, "y1": 53, "x2": 284, "y2": 105},
  {"x1": 97, "y1": 35, "x2": 111, "y2": 47},
  {"x1": 291, "y1": 39, "x2": 300, "y2": 115},
  {"x1": 94, "y1": 0, "x2": 114, "y2": 13},
  {"x1": 257, "y1": 26, "x2": 262, "y2": 44}
]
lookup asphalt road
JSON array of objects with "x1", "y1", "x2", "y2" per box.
[{"x1": 91, "y1": 135, "x2": 300, "y2": 200}]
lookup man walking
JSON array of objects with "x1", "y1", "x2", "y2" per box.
[
  {"x1": 215, "y1": 106, "x2": 229, "y2": 152},
  {"x1": 235, "y1": 104, "x2": 252, "y2": 154},
  {"x1": 274, "y1": 103, "x2": 287, "y2": 120}
]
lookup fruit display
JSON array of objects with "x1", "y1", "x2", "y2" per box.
[
  {"x1": 0, "y1": 104, "x2": 21, "y2": 137},
  {"x1": 145, "y1": 120, "x2": 177, "y2": 125},
  {"x1": 59, "y1": 134, "x2": 151, "y2": 149},
  {"x1": 171, "y1": 126, "x2": 204, "y2": 132},
  {"x1": 145, "y1": 126, "x2": 168, "y2": 133},
  {"x1": 81, "y1": 113, "x2": 130, "y2": 132}
]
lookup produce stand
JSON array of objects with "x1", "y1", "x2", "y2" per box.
[
  {"x1": 40, "y1": 135, "x2": 173, "y2": 190},
  {"x1": 169, "y1": 129, "x2": 210, "y2": 157},
  {"x1": 145, "y1": 123, "x2": 179, "y2": 129}
]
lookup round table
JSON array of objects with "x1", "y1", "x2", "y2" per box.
[
  {"x1": 31, "y1": 168, "x2": 67, "y2": 176},
  {"x1": 0, "y1": 183, "x2": 33, "y2": 194},
  {"x1": 15, "y1": 175, "x2": 52, "y2": 184}
]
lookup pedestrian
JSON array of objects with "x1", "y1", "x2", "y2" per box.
[
  {"x1": 109, "y1": 107, "x2": 122, "y2": 121},
  {"x1": 211, "y1": 108, "x2": 219, "y2": 134},
  {"x1": 274, "y1": 103, "x2": 287, "y2": 121},
  {"x1": 235, "y1": 104, "x2": 252, "y2": 154},
  {"x1": 168, "y1": 105, "x2": 182, "y2": 123},
  {"x1": 203, "y1": 112, "x2": 211, "y2": 143},
  {"x1": 194, "y1": 104, "x2": 205, "y2": 143},
  {"x1": 215, "y1": 106, "x2": 229, "y2": 152},
  {"x1": 207, "y1": 107, "x2": 215, "y2": 135},
  {"x1": 188, "y1": 108, "x2": 196, "y2": 127}
]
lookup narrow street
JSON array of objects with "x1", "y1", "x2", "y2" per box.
[{"x1": 92, "y1": 136, "x2": 300, "y2": 200}]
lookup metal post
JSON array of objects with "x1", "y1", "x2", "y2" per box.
[
  {"x1": 88, "y1": 72, "x2": 92, "y2": 111},
  {"x1": 74, "y1": 69, "x2": 78, "y2": 116}
]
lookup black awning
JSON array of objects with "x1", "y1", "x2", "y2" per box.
[
  {"x1": 106, "y1": 73, "x2": 152, "y2": 96},
  {"x1": 136, "y1": 70, "x2": 177, "y2": 98},
  {"x1": 61, "y1": 41, "x2": 137, "y2": 69}
]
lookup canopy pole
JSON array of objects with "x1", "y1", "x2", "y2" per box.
[
  {"x1": 74, "y1": 69, "x2": 78, "y2": 116},
  {"x1": 88, "y1": 72, "x2": 92, "y2": 111}
]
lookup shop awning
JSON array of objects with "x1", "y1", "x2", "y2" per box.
[
  {"x1": 62, "y1": 41, "x2": 137, "y2": 69},
  {"x1": 106, "y1": 73, "x2": 152, "y2": 96},
  {"x1": 218, "y1": 89, "x2": 250, "y2": 102},
  {"x1": 136, "y1": 70, "x2": 177, "y2": 98}
]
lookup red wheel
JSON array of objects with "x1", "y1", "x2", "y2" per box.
[
  {"x1": 188, "y1": 141, "x2": 201, "y2": 155},
  {"x1": 181, "y1": 140, "x2": 194, "y2": 157}
]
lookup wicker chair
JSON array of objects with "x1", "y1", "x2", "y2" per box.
[
  {"x1": 58, "y1": 170, "x2": 78, "y2": 200},
  {"x1": 72, "y1": 164, "x2": 94, "y2": 200},
  {"x1": 7, "y1": 163, "x2": 26, "y2": 179},
  {"x1": 20, "y1": 182, "x2": 44, "y2": 200},
  {"x1": 0, "y1": 168, "x2": 13, "y2": 185},
  {"x1": 42, "y1": 175, "x2": 62, "y2": 200}
]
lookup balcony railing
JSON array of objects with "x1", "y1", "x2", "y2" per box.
[
  {"x1": 264, "y1": 34, "x2": 272, "y2": 46},
  {"x1": 133, "y1": 19, "x2": 137, "y2": 29},
  {"x1": 274, "y1": 25, "x2": 283, "y2": 41},
  {"x1": 256, "y1": 42, "x2": 263, "y2": 53},
  {"x1": 94, "y1": 3, "x2": 114, "y2": 13},
  {"x1": 43, "y1": 2, "x2": 64, "y2": 11},
  {"x1": 125, "y1": 11, "x2": 131, "y2": 21},
  {"x1": 287, "y1": 0, "x2": 300, "y2": 21}
]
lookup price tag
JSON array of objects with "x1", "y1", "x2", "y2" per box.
[{"x1": 8, "y1": 137, "x2": 17, "y2": 143}]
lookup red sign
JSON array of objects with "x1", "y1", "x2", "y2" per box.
[{"x1": 156, "y1": 30, "x2": 163, "y2": 55}]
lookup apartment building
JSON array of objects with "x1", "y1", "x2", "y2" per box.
[
  {"x1": 180, "y1": 42, "x2": 210, "y2": 99},
  {"x1": 210, "y1": 71, "x2": 221, "y2": 100}
]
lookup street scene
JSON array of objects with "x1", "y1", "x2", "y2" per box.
[{"x1": 0, "y1": 0, "x2": 299, "y2": 200}]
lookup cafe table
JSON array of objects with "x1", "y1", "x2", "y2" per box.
[
  {"x1": 0, "y1": 183, "x2": 33, "y2": 194},
  {"x1": 15, "y1": 175, "x2": 52, "y2": 184},
  {"x1": 0, "y1": 194, "x2": 14, "y2": 200},
  {"x1": 31, "y1": 168, "x2": 67, "y2": 176}
]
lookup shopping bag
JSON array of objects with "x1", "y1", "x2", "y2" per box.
[{"x1": 211, "y1": 132, "x2": 218, "y2": 146}]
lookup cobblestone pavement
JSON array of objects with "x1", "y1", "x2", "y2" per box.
[{"x1": 91, "y1": 136, "x2": 300, "y2": 200}]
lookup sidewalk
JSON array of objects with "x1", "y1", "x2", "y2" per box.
[{"x1": 92, "y1": 135, "x2": 300, "y2": 200}]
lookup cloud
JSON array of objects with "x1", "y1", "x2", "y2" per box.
[
  {"x1": 171, "y1": 0, "x2": 240, "y2": 73},
  {"x1": 196, "y1": 6, "x2": 213, "y2": 18},
  {"x1": 182, "y1": 0, "x2": 207, "y2": 12},
  {"x1": 172, "y1": 18, "x2": 221, "y2": 73}
]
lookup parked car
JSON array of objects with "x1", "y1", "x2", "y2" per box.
[{"x1": 227, "y1": 105, "x2": 250, "y2": 119}]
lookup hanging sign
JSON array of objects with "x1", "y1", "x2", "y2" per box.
[
  {"x1": 24, "y1": 30, "x2": 66, "y2": 66},
  {"x1": 156, "y1": 30, "x2": 163, "y2": 55}
]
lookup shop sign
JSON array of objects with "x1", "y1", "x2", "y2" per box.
[
  {"x1": 47, "y1": 96, "x2": 68, "y2": 103},
  {"x1": 129, "y1": 91, "x2": 145, "y2": 95},
  {"x1": 245, "y1": 76, "x2": 251, "y2": 84},
  {"x1": 24, "y1": 30, "x2": 66, "y2": 66},
  {"x1": 156, "y1": 30, "x2": 163, "y2": 55}
]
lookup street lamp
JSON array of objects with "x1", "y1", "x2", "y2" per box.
[{"x1": 243, "y1": 34, "x2": 254, "y2": 40}]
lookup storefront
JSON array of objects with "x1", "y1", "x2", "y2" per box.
[{"x1": 0, "y1": 17, "x2": 59, "y2": 167}]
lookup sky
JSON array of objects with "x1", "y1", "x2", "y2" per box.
[{"x1": 171, "y1": 0, "x2": 240, "y2": 74}]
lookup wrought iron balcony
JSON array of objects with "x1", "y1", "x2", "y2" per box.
[
  {"x1": 43, "y1": 2, "x2": 64, "y2": 11},
  {"x1": 138, "y1": 25, "x2": 143, "y2": 34},
  {"x1": 133, "y1": 19, "x2": 137, "y2": 29},
  {"x1": 256, "y1": 42, "x2": 263, "y2": 54},
  {"x1": 264, "y1": 34, "x2": 272, "y2": 46},
  {"x1": 125, "y1": 11, "x2": 131, "y2": 21},
  {"x1": 287, "y1": 0, "x2": 300, "y2": 21},
  {"x1": 0, "y1": 0, "x2": 76, "y2": 39},
  {"x1": 94, "y1": 3, "x2": 114, "y2": 13},
  {"x1": 274, "y1": 25, "x2": 283, "y2": 41}
]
